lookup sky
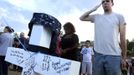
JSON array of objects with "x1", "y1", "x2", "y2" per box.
[{"x1": 0, "y1": 0, "x2": 134, "y2": 41}]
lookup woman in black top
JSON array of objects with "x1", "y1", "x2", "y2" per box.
[{"x1": 61, "y1": 22, "x2": 79, "y2": 61}]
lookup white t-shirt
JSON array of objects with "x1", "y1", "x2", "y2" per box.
[
  {"x1": 0, "y1": 33, "x2": 13, "y2": 56},
  {"x1": 81, "y1": 47, "x2": 94, "y2": 62},
  {"x1": 89, "y1": 12, "x2": 126, "y2": 55}
]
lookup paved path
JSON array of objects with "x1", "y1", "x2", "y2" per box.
[
  {"x1": 8, "y1": 70, "x2": 21, "y2": 75},
  {"x1": 8, "y1": 65, "x2": 21, "y2": 75}
]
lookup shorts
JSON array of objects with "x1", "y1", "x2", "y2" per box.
[{"x1": 81, "y1": 62, "x2": 92, "y2": 74}]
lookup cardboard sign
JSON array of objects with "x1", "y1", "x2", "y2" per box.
[
  {"x1": 5, "y1": 47, "x2": 81, "y2": 75},
  {"x1": 22, "y1": 67, "x2": 35, "y2": 75},
  {"x1": 29, "y1": 25, "x2": 52, "y2": 49},
  {"x1": 5, "y1": 47, "x2": 33, "y2": 67},
  {"x1": 34, "y1": 53, "x2": 80, "y2": 75},
  {"x1": 22, "y1": 68, "x2": 42, "y2": 75},
  {"x1": 21, "y1": 57, "x2": 38, "y2": 75}
]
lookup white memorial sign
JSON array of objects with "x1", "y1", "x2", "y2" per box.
[
  {"x1": 22, "y1": 67, "x2": 35, "y2": 75},
  {"x1": 29, "y1": 25, "x2": 52, "y2": 48},
  {"x1": 21, "y1": 53, "x2": 38, "y2": 75},
  {"x1": 34, "y1": 53, "x2": 80, "y2": 75},
  {"x1": 5, "y1": 47, "x2": 81, "y2": 75},
  {"x1": 5, "y1": 47, "x2": 33, "y2": 67}
]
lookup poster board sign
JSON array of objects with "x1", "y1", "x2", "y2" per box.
[
  {"x1": 21, "y1": 58, "x2": 39, "y2": 75},
  {"x1": 29, "y1": 25, "x2": 52, "y2": 48},
  {"x1": 5, "y1": 47, "x2": 33, "y2": 67},
  {"x1": 22, "y1": 67, "x2": 35, "y2": 75},
  {"x1": 5, "y1": 47, "x2": 81, "y2": 75},
  {"x1": 34, "y1": 53, "x2": 80, "y2": 75}
]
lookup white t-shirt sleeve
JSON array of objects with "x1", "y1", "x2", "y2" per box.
[
  {"x1": 80, "y1": 48, "x2": 84, "y2": 54},
  {"x1": 118, "y1": 14, "x2": 126, "y2": 26},
  {"x1": 89, "y1": 14, "x2": 98, "y2": 23}
]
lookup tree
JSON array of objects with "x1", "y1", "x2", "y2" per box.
[{"x1": 127, "y1": 39, "x2": 134, "y2": 51}]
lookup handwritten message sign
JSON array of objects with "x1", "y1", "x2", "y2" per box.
[
  {"x1": 34, "y1": 53, "x2": 80, "y2": 75},
  {"x1": 22, "y1": 67, "x2": 42, "y2": 75},
  {"x1": 21, "y1": 53, "x2": 38, "y2": 75},
  {"x1": 5, "y1": 47, "x2": 33, "y2": 67},
  {"x1": 22, "y1": 66, "x2": 35, "y2": 75},
  {"x1": 5, "y1": 47, "x2": 81, "y2": 75}
]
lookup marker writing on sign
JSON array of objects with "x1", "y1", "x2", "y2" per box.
[
  {"x1": 41, "y1": 55, "x2": 51, "y2": 71},
  {"x1": 52, "y1": 60, "x2": 71, "y2": 74}
]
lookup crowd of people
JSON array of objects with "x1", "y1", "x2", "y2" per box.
[
  {"x1": 0, "y1": 0, "x2": 131, "y2": 75},
  {"x1": 0, "y1": 26, "x2": 28, "y2": 75}
]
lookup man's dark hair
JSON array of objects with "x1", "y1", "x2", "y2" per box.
[
  {"x1": 85, "y1": 40, "x2": 91, "y2": 43},
  {"x1": 102, "y1": 0, "x2": 114, "y2": 5},
  {"x1": 5, "y1": 26, "x2": 14, "y2": 33}
]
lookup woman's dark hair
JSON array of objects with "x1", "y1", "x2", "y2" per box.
[
  {"x1": 63, "y1": 22, "x2": 76, "y2": 34},
  {"x1": 5, "y1": 26, "x2": 14, "y2": 33}
]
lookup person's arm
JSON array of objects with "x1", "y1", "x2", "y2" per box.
[
  {"x1": 119, "y1": 24, "x2": 127, "y2": 59},
  {"x1": 120, "y1": 25, "x2": 127, "y2": 57},
  {"x1": 61, "y1": 43, "x2": 78, "y2": 54},
  {"x1": 63, "y1": 43, "x2": 79, "y2": 51},
  {"x1": 119, "y1": 23, "x2": 127, "y2": 69},
  {"x1": 80, "y1": 4, "x2": 101, "y2": 21},
  {"x1": 90, "y1": 47, "x2": 94, "y2": 62},
  {"x1": 80, "y1": 48, "x2": 83, "y2": 62},
  {"x1": 63, "y1": 34, "x2": 79, "y2": 52}
]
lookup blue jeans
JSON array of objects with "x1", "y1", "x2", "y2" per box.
[{"x1": 93, "y1": 52, "x2": 121, "y2": 75}]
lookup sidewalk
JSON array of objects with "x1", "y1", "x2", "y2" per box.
[
  {"x1": 8, "y1": 70, "x2": 21, "y2": 75},
  {"x1": 8, "y1": 65, "x2": 21, "y2": 75}
]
